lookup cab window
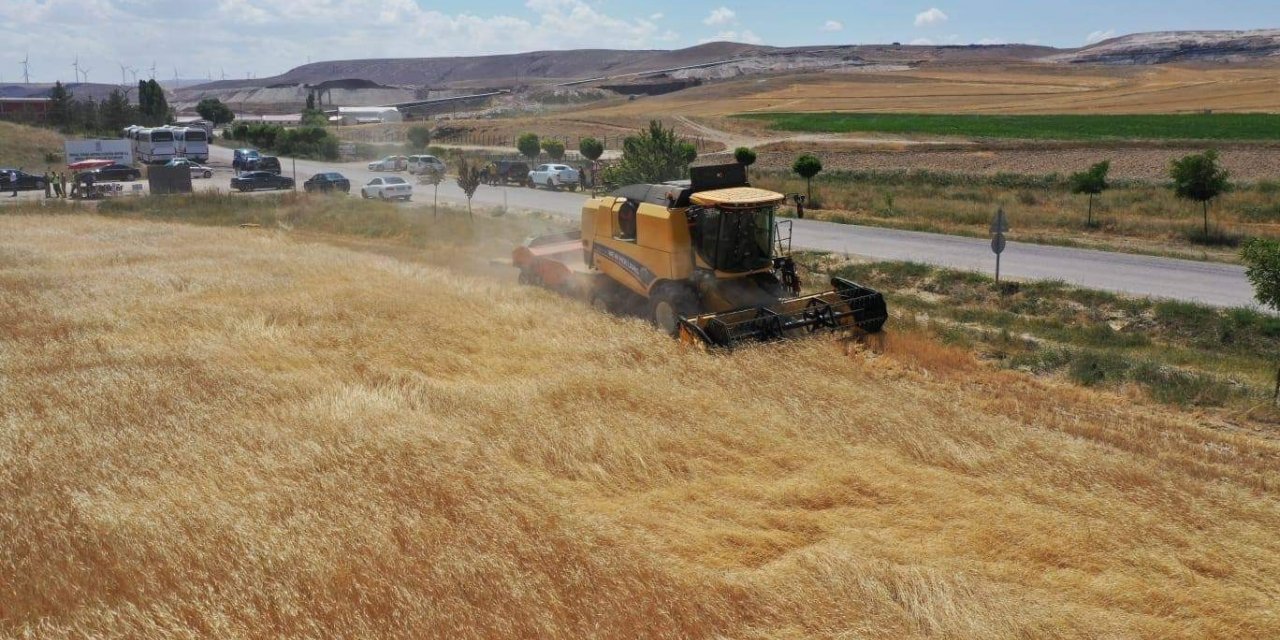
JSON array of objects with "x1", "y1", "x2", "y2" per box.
[{"x1": 615, "y1": 200, "x2": 638, "y2": 242}]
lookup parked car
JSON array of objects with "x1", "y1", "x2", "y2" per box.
[
  {"x1": 528, "y1": 164, "x2": 580, "y2": 191},
  {"x1": 87, "y1": 163, "x2": 144, "y2": 182},
  {"x1": 165, "y1": 158, "x2": 213, "y2": 179},
  {"x1": 256, "y1": 156, "x2": 282, "y2": 175},
  {"x1": 483, "y1": 159, "x2": 530, "y2": 186},
  {"x1": 0, "y1": 168, "x2": 48, "y2": 191},
  {"x1": 232, "y1": 148, "x2": 260, "y2": 172},
  {"x1": 304, "y1": 172, "x2": 351, "y2": 193},
  {"x1": 231, "y1": 171, "x2": 294, "y2": 192},
  {"x1": 368, "y1": 155, "x2": 408, "y2": 172},
  {"x1": 407, "y1": 154, "x2": 446, "y2": 176},
  {"x1": 361, "y1": 176, "x2": 412, "y2": 201}
]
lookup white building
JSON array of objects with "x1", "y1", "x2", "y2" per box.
[{"x1": 336, "y1": 106, "x2": 403, "y2": 125}]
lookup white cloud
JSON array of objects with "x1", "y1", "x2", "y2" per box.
[
  {"x1": 976, "y1": 37, "x2": 1005, "y2": 45},
  {"x1": 650, "y1": 12, "x2": 664, "y2": 20},
  {"x1": 704, "y1": 6, "x2": 736, "y2": 26},
  {"x1": 1085, "y1": 29, "x2": 1116, "y2": 45},
  {"x1": 2, "y1": 0, "x2": 680, "y2": 82},
  {"x1": 701, "y1": 30, "x2": 763, "y2": 45},
  {"x1": 914, "y1": 8, "x2": 948, "y2": 27},
  {"x1": 820, "y1": 20, "x2": 844, "y2": 32}
]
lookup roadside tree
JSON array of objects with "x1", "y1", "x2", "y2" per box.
[
  {"x1": 541, "y1": 139, "x2": 566, "y2": 161},
  {"x1": 517, "y1": 133, "x2": 541, "y2": 163},
  {"x1": 1241, "y1": 237, "x2": 1280, "y2": 402},
  {"x1": 578, "y1": 137, "x2": 604, "y2": 162},
  {"x1": 1170, "y1": 150, "x2": 1230, "y2": 236},
  {"x1": 456, "y1": 157, "x2": 483, "y2": 217},
  {"x1": 792, "y1": 154, "x2": 823, "y2": 204},
  {"x1": 610, "y1": 120, "x2": 696, "y2": 185},
  {"x1": 422, "y1": 167, "x2": 444, "y2": 217},
  {"x1": 407, "y1": 126, "x2": 432, "y2": 150},
  {"x1": 1068, "y1": 160, "x2": 1110, "y2": 228},
  {"x1": 734, "y1": 146, "x2": 757, "y2": 167},
  {"x1": 196, "y1": 98, "x2": 235, "y2": 126}
]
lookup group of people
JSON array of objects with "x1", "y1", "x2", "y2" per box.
[{"x1": 43, "y1": 169, "x2": 75, "y2": 199}]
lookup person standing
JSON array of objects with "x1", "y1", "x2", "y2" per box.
[
  {"x1": 43, "y1": 170, "x2": 53, "y2": 198},
  {"x1": 59, "y1": 171, "x2": 68, "y2": 198},
  {"x1": 8, "y1": 169, "x2": 18, "y2": 197}
]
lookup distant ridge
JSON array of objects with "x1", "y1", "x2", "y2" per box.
[{"x1": 1051, "y1": 29, "x2": 1280, "y2": 64}]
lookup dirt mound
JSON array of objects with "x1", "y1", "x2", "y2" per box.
[{"x1": 1050, "y1": 29, "x2": 1280, "y2": 65}]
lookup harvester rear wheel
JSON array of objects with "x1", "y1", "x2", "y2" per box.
[{"x1": 649, "y1": 283, "x2": 698, "y2": 337}]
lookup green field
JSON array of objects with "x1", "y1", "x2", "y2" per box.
[{"x1": 736, "y1": 112, "x2": 1280, "y2": 141}]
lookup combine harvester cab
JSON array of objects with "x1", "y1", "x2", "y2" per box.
[{"x1": 513, "y1": 164, "x2": 887, "y2": 349}]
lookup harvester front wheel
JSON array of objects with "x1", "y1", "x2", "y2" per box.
[{"x1": 649, "y1": 283, "x2": 698, "y2": 337}]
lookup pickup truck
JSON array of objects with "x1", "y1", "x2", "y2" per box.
[
  {"x1": 361, "y1": 176, "x2": 412, "y2": 201},
  {"x1": 528, "y1": 164, "x2": 580, "y2": 191}
]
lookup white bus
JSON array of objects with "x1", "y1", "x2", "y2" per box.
[
  {"x1": 173, "y1": 127, "x2": 209, "y2": 163},
  {"x1": 132, "y1": 127, "x2": 176, "y2": 164}
]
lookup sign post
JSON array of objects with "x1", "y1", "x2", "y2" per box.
[{"x1": 990, "y1": 207, "x2": 1009, "y2": 283}]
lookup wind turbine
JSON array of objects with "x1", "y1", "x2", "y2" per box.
[
  {"x1": 119, "y1": 62, "x2": 130, "y2": 87},
  {"x1": 220, "y1": 67, "x2": 226, "y2": 81},
  {"x1": 80, "y1": 66, "x2": 91, "y2": 83},
  {"x1": 71, "y1": 54, "x2": 80, "y2": 84},
  {"x1": 20, "y1": 52, "x2": 30, "y2": 84},
  {"x1": 149, "y1": 61, "x2": 156, "y2": 79},
  {"x1": 128, "y1": 66, "x2": 138, "y2": 84}
]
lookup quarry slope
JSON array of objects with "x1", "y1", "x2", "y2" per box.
[{"x1": 1, "y1": 214, "x2": 1277, "y2": 639}]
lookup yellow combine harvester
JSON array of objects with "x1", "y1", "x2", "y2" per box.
[{"x1": 513, "y1": 164, "x2": 886, "y2": 348}]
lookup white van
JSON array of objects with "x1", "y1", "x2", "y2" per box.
[{"x1": 407, "y1": 155, "x2": 446, "y2": 176}]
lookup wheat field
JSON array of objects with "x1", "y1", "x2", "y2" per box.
[{"x1": 2, "y1": 212, "x2": 1279, "y2": 639}]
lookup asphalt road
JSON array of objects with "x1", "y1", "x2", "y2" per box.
[{"x1": 173, "y1": 147, "x2": 1255, "y2": 308}]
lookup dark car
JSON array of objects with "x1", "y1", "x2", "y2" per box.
[
  {"x1": 255, "y1": 156, "x2": 282, "y2": 175},
  {"x1": 231, "y1": 171, "x2": 294, "y2": 192},
  {"x1": 89, "y1": 163, "x2": 142, "y2": 182},
  {"x1": 232, "y1": 148, "x2": 260, "y2": 172},
  {"x1": 0, "y1": 168, "x2": 47, "y2": 191},
  {"x1": 304, "y1": 172, "x2": 350, "y2": 193},
  {"x1": 483, "y1": 160, "x2": 529, "y2": 186}
]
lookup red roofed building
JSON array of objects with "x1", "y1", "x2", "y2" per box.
[{"x1": 0, "y1": 97, "x2": 52, "y2": 122}]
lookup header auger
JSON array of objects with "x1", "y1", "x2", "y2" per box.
[{"x1": 513, "y1": 163, "x2": 887, "y2": 349}]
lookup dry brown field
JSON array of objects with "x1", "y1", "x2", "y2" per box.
[{"x1": 2, "y1": 209, "x2": 1279, "y2": 638}]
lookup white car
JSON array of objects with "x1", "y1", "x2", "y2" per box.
[
  {"x1": 408, "y1": 154, "x2": 447, "y2": 176},
  {"x1": 528, "y1": 164, "x2": 580, "y2": 191},
  {"x1": 367, "y1": 155, "x2": 407, "y2": 172},
  {"x1": 361, "y1": 176, "x2": 413, "y2": 201},
  {"x1": 165, "y1": 157, "x2": 214, "y2": 179}
]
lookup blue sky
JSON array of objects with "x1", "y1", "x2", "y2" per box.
[{"x1": 2, "y1": 0, "x2": 1280, "y2": 83}]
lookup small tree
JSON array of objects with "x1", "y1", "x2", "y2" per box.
[
  {"x1": 541, "y1": 139, "x2": 566, "y2": 161},
  {"x1": 1068, "y1": 160, "x2": 1110, "y2": 228},
  {"x1": 305, "y1": 92, "x2": 316, "y2": 111},
  {"x1": 734, "y1": 146, "x2": 757, "y2": 167},
  {"x1": 196, "y1": 98, "x2": 235, "y2": 126},
  {"x1": 792, "y1": 154, "x2": 823, "y2": 204},
  {"x1": 1170, "y1": 150, "x2": 1230, "y2": 236},
  {"x1": 1241, "y1": 237, "x2": 1280, "y2": 402},
  {"x1": 456, "y1": 157, "x2": 483, "y2": 217},
  {"x1": 47, "y1": 81, "x2": 74, "y2": 129},
  {"x1": 610, "y1": 120, "x2": 695, "y2": 185},
  {"x1": 517, "y1": 133, "x2": 541, "y2": 163},
  {"x1": 578, "y1": 137, "x2": 604, "y2": 162},
  {"x1": 679, "y1": 141, "x2": 697, "y2": 164},
  {"x1": 422, "y1": 168, "x2": 444, "y2": 217},
  {"x1": 406, "y1": 125, "x2": 432, "y2": 150}
]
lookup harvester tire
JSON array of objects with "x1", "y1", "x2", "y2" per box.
[{"x1": 649, "y1": 283, "x2": 699, "y2": 337}]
